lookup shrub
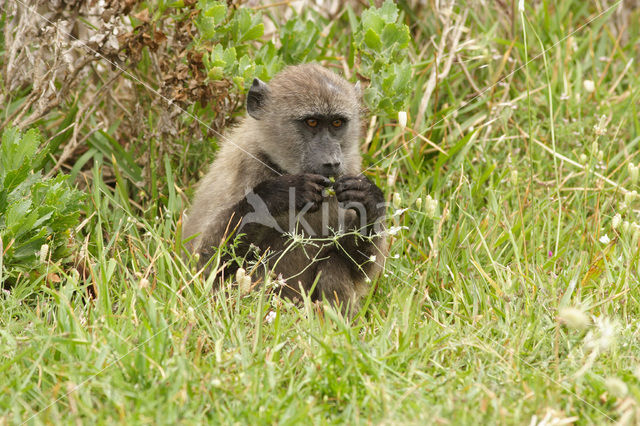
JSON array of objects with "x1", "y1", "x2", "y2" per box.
[{"x1": 0, "y1": 128, "x2": 85, "y2": 279}]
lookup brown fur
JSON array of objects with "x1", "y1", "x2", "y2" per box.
[{"x1": 182, "y1": 64, "x2": 387, "y2": 313}]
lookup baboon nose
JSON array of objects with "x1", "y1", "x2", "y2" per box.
[{"x1": 322, "y1": 161, "x2": 342, "y2": 176}]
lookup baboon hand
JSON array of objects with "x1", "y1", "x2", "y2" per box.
[
  {"x1": 288, "y1": 174, "x2": 332, "y2": 212},
  {"x1": 334, "y1": 175, "x2": 385, "y2": 221},
  {"x1": 255, "y1": 174, "x2": 331, "y2": 213}
]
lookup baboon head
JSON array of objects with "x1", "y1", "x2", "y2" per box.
[{"x1": 246, "y1": 64, "x2": 363, "y2": 177}]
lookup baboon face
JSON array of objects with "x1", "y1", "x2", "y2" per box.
[{"x1": 247, "y1": 64, "x2": 362, "y2": 177}]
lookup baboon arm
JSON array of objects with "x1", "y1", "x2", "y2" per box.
[{"x1": 194, "y1": 175, "x2": 307, "y2": 271}]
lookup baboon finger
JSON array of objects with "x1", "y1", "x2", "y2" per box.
[{"x1": 306, "y1": 174, "x2": 332, "y2": 187}]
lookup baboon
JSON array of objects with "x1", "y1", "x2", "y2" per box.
[{"x1": 182, "y1": 64, "x2": 387, "y2": 314}]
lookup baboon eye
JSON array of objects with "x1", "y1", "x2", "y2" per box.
[
  {"x1": 332, "y1": 119, "x2": 343, "y2": 128},
  {"x1": 305, "y1": 118, "x2": 318, "y2": 128}
]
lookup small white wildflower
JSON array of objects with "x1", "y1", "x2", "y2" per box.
[
  {"x1": 139, "y1": 277, "x2": 150, "y2": 289},
  {"x1": 624, "y1": 190, "x2": 637, "y2": 206},
  {"x1": 211, "y1": 378, "x2": 222, "y2": 387},
  {"x1": 599, "y1": 234, "x2": 611, "y2": 244},
  {"x1": 579, "y1": 153, "x2": 588, "y2": 164},
  {"x1": 605, "y1": 377, "x2": 628, "y2": 398},
  {"x1": 425, "y1": 195, "x2": 438, "y2": 219},
  {"x1": 558, "y1": 307, "x2": 590, "y2": 329},
  {"x1": 240, "y1": 276, "x2": 252, "y2": 293},
  {"x1": 236, "y1": 268, "x2": 246, "y2": 283},
  {"x1": 265, "y1": 310, "x2": 276, "y2": 324},
  {"x1": 583, "y1": 79, "x2": 595, "y2": 93},
  {"x1": 385, "y1": 226, "x2": 409, "y2": 236},
  {"x1": 365, "y1": 277, "x2": 372, "y2": 284},
  {"x1": 510, "y1": 169, "x2": 518, "y2": 185},
  {"x1": 612, "y1": 213, "x2": 622, "y2": 230},
  {"x1": 518, "y1": 0, "x2": 524, "y2": 12},
  {"x1": 392, "y1": 208, "x2": 409, "y2": 217},
  {"x1": 594, "y1": 115, "x2": 607, "y2": 136},
  {"x1": 584, "y1": 316, "x2": 619, "y2": 352},
  {"x1": 39, "y1": 244, "x2": 49, "y2": 263},
  {"x1": 387, "y1": 169, "x2": 397, "y2": 187},
  {"x1": 187, "y1": 306, "x2": 196, "y2": 323},
  {"x1": 369, "y1": 255, "x2": 377, "y2": 263},
  {"x1": 629, "y1": 163, "x2": 639, "y2": 185},
  {"x1": 397, "y1": 111, "x2": 407, "y2": 129},
  {"x1": 236, "y1": 268, "x2": 252, "y2": 293},
  {"x1": 392, "y1": 192, "x2": 402, "y2": 209},
  {"x1": 415, "y1": 197, "x2": 422, "y2": 209},
  {"x1": 597, "y1": 150, "x2": 604, "y2": 162}
]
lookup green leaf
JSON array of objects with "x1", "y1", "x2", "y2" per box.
[
  {"x1": 363, "y1": 28, "x2": 382, "y2": 50},
  {"x1": 204, "y1": 1, "x2": 227, "y2": 25},
  {"x1": 361, "y1": 10, "x2": 385, "y2": 34},
  {"x1": 381, "y1": 23, "x2": 410, "y2": 49},
  {"x1": 379, "y1": 0, "x2": 399, "y2": 23},
  {"x1": 241, "y1": 22, "x2": 264, "y2": 42}
]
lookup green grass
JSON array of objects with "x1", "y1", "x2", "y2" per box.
[{"x1": 3, "y1": 1, "x2": 640, "y2": 424}]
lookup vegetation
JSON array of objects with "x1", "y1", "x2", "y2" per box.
[{"x1": 1, "y1": 0, "x2": 640, "y2": 423}]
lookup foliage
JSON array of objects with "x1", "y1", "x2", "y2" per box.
[
  {"x1": 0, "y1": 128, "x2": 85, "y2": 277},
  {"x1": 352, "y1": 0, "x2": 412, "y2": 115},
  {"x1": 194, "y1": 0, "x2": 412, "y2": 115}
]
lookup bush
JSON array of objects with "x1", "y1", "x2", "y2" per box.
[{"x1": 0, "y1": 128, "x2": 85, "y2": 279}]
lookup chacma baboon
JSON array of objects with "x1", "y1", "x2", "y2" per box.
[{"x1": 182, "y1": 63, "x2": 387, "y2": 314}]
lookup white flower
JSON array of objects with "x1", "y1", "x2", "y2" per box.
[
  {"x1": 622, "y1": 220, "x2": 630, "y2": 233},
  {"x1": 392, "y1": 208, "x2": 409, "y2": 217},
  {"x1": 369, "y1": 255, "x2": 377, "y2": 263},
  {"x1": 518, "y1": 0, "x2": 524, "y2": 12},
  {"x1": 384, "y1": 226, "x2": 409, "y2": 236},
  {"x1": 236, "y1": 268, "x2": 252, "y2": 293},
  {"x1": 579, "y1": 153, "x2": 588, "y2": 164},
  {"x1": 629, "y1": 163, "x2": 639, "y2": 184},
  {"x1": 584, "y1": 316, "x2": 618, "y2": 353},
  {"x1": 605, "y1": 377, "x2": 628, "y2": 398},
  {"x1": 392, "y1": 192, "x2": 402, "y2": 209},
  {"x1": 624, "y1": 190, "x2": 637, "y2": 206},
  {"x1": 387, "y1": 169, "x2": 397, "y2": 187},
  {"x1": 415, "y1": 197, "x2": 422, "y2": 209},
  {"x1": 612, "y1": 214, "x2": 622, "y2": 230},
  {"x1": 599, "y1": 234, "x2": 610, "y2": 244},
  {"x1": 425, "y1": 195, "x2": 438, "y2": 219},
  {"x1": 39, "y1": 244, "x2": 49, "y2": 263},
  {"x1": 594, "y1": 115, "x2": 607, "y2": 136},
  {"x1": 265, "y1": 310, "x2": 276, "y2": 324},
  {"x1": 558, "y1": 307, "x2": 590, "y2": 329},
  {"x1": 583, "y1": 79, "x2": 595, "y2": 93},
  {"x1": 397, "y1": 111, "x2": 407, "y2": 129},
  {"x1": 139, "y1": 278, "x2": 150, "y2": 289}
]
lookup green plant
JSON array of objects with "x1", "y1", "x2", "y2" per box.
[
  {"x1": 194, "y1": 0, "x2": 411, "y2": 117},
  {"x1": 0, "y1": 128, "x2": 85, "y2": 278}
]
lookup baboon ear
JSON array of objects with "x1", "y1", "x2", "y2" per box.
[
  {"x1": 247, "y1": 78, "x2": 269, "y2": 120},
  {"x1": 354, "y1": 80, "x2": 362, "y2": 97}
]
